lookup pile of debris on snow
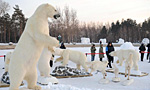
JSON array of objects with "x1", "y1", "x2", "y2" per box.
[{"x1": 51, "y1": 66, "x2": 90, "y2": 77}]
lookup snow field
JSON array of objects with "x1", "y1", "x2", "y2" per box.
[{"x1": 0, "y1": 46, "x2": 150, "y2": 90}]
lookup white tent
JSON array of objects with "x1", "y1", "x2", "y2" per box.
[
  {"x1": 81, "y1": 37, "x2": 90, "y2": 44},
  {"x1": 99, "y1": 38, "x2": 106, "y2": 44}
]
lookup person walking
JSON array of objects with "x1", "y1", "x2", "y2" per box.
[
  {"x1": 146, "y1": 43, "x2": 150, "y2": 60},
  {"x1": 139, "y1": 43, "x2": 146, "y2": 62},
  {"x1": 91, "y1": 44, "x2": 96, "y2": 61},
  {"x1": 60, "y1": 42, "x2": 66, "y2": 49},
  {"x1": 99, "y1": 43, "x2": 104, "y2": 61},
  {"x1": 106, "y1": 42, "x2": 114, "y2": 68}
]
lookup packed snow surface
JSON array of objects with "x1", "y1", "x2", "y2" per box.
[{"x1": 0, "y1": 45, "x2": 150, "y2": 90}]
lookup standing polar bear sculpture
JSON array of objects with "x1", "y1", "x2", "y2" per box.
[
  {"x1": 110, "y1": 49, "x2": 139, "y2": 85},
  {"x1": 38, "y1": 47, "x2": 52, "y2": 77},
  {"x1": 54, "y1": 48, "x2": 88, "y2": 72},
  {"x1": 112, "y1": 63, "x2": 120, "y2": 82},
  {"x1": 37, "y1": 47, "x2": 58, "y2": 85},
  {"x1": 9, "y1": 4, "x2": 60, "y2": 90},
  {"x1": 110, "y1": 49, "x2": 139, "y2": 71},
  {"x1": 5, "y1": 52, "x2": 13, "y2": 72}
]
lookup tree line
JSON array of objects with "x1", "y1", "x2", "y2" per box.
[
  {"x1": 0, "y1": 1, "x2": 150, "y2": 43},
  {"x1": 0, "y1": 0, "x2": 27, "y2": 43}
]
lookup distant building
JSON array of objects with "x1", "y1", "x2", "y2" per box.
[
  {"x1": 99, "y1": 39, "x2": 106, "y2": 44},
  {"x1": 81, "y1": 37, "x2": 90, "y2": 44}
]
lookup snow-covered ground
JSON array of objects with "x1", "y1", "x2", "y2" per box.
[{"x1": 0, "y1": 46, "x2": 150, "y2": 90}]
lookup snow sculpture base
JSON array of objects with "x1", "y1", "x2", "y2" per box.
[
  {"x1": 0, "y1": 72, "x2": 24, "y2": 87},
  {"x1": 122, "y1": 78, "x2": 134, "y2": 86},
  {"x1": 112, "y1": 77, "x2": 120, "y2": 82},
  {"x1": 131, "y1": 70, "x2": 141, "y2": 75},
  {"x1": 99, "y1": 78, "x2": 109, "y2": 84},
  {"x1": 20, "y1": 87, "x2": 44, "y2": 90},
  {"x1": 37, "y1": 76, "x2": 58, "y2": 85}
]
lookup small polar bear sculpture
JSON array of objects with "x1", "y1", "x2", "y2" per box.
[
  {"x1": 112, "y1": 63, "x2": 119, "y2": 78},
  {"x1": 37, "y1": 47, "x2": 58, "y2": 84},
  {"x1": 54, "y1": 48, "x2": 88, "y2": 72},
  {"x1": 87, "y1": 61, "x2": 108, "y2": 79},
  {"x1": 109, "y1": 49, "x2": 139, "y2": 71},
  {"x1": 9, "y1": 3, "x2": 60, "y2": 90},
  {"x1": 112, "y1": 63, "x2": 120, "y2": 82},
  {"x1": 5, "y1": 52, "x2": 13, "y2": 72},
  {"x1": 38, "y1": 47, "x2": 52, "y2": 77}
]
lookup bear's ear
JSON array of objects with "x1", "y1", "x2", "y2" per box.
[{"x1": 45, "y1": 3, "x2": 50, "y2": 7}]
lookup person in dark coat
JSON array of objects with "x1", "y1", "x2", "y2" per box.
[
  {"x1": 91, "y1": 44, "x2": 96, "y2": 61},
  {"x1": 60, "y1": 42, "x2": 66, "y2": 49},
  {"x1": 99, "y1": 43, "x2": 104, "y2": 61},
  {"x1": 106, "y1": 42, "x2": 114, "y2": 68},
  {"x1": 146, "y1": 43, "x2": 150, "y2": 60},
  {"x1": 139, "y1": 43, "x2": 146, "y2": 61}
]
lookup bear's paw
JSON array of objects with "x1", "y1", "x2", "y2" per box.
[
  {"x1": 33, "y1": 85, "x2": 42, "y2": 90},
  {"x1": 52, "y1": 37, "x2": 59, "y2": 46}
]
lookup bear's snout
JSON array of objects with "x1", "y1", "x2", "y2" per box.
[{"x1": 54, "y1": 14, "x2": 60, "y2": 19}]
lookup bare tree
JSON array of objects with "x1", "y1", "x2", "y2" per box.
[
  {"x1": 0, "y1": 0, "x2": 10, "y2": 16},
  {"x1": 70, "y1": 9, "x2": 79, "y2": 42}
]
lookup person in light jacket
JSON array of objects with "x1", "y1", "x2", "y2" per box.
[
  {"x1": 91, "y1": 44, "x2": 96, "y2": 61},
  {"x1": 99, "y1": 43, "x2": 104, "y2": 61}
]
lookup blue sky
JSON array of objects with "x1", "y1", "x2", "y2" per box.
[{"x1": 5, "y1": 0, "x2": 150, "y2": 24}]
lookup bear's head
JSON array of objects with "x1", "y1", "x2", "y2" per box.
[
  {"x1": 35, "y1": 3, "x2": 60, "y2": 19},
  {"x1": 109, "y1": 51, "x2": 117, "y2": 56},
  {"x1": 53, "y1": 48, "x2": 64, "y2": 56}
]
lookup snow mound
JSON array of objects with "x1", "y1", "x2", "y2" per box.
[
  {"x1": 120, "y1": 42, "x2": 135, "y2": 50},
  {"x1": 118, "y1": 38, "x2": 124, "y2": 44},
  {"x1": 20, "y1": 83, "x2": 93, "y2": 90},
  {"x1": 142, "y1": 38, "x2": 149, "y2": 45},
  {"x1": 43, "y1": 83, "x2": 92, "y2": 90},
  {"x1": 122, "y1": 78, "x2": 134, "y2": 86},
  {"x1": 37, "y1": 76, "x2": 58, "y2": 85}
]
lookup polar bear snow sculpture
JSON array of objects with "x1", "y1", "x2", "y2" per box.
[
  {"x1": 38, "y1": 47, "x2": 52, "y2": 77},
  {"x1": 9, "y1": 4, "x2": 60, "y2": 90},
  {"x1": 86, "y1": 61, "x2": 108, "y2": 79},
  {"x1": 110, "y1": 49, "x2": 139, "y2": 71},
  {"x1": 54, "y1": 48, "x2": 88, "y2": 72},
  {"x1": 5, "y1": 52, "x2": 13, "y2": 72},
  {"x1": 37, "y1": 47, "x2": 58, "y2": 84},
  {"x1": 112, "y1": 63, "x2": 120, "y2": 82}
]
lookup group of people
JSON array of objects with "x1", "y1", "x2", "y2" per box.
[
  {"x1": 91, "y1": 41, "x2": 150, "y2": 68},
  {"x1": 90, "y1": 41, "x2": 114, "y2": 68},
  {"x1": 139, "y1": 43, "x2": 150, "y2": 62},
  {"x1": 60, "y1": 41, "x2": 150, "y2": 69}
]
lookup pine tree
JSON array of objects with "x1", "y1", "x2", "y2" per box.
[{"x1": 11, "y1": 5, "x2": 26, "y2": 43}]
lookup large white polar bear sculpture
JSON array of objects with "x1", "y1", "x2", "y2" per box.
[
  {"x1": 9, "y1": 4, "x2": 60, "y2": 90},
  {"x1": 110, "y1": 49, "x2": 139, "y2": 70},
  {"x1": 54, "y1": 48, "x2": 88, "y2": 72}
]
